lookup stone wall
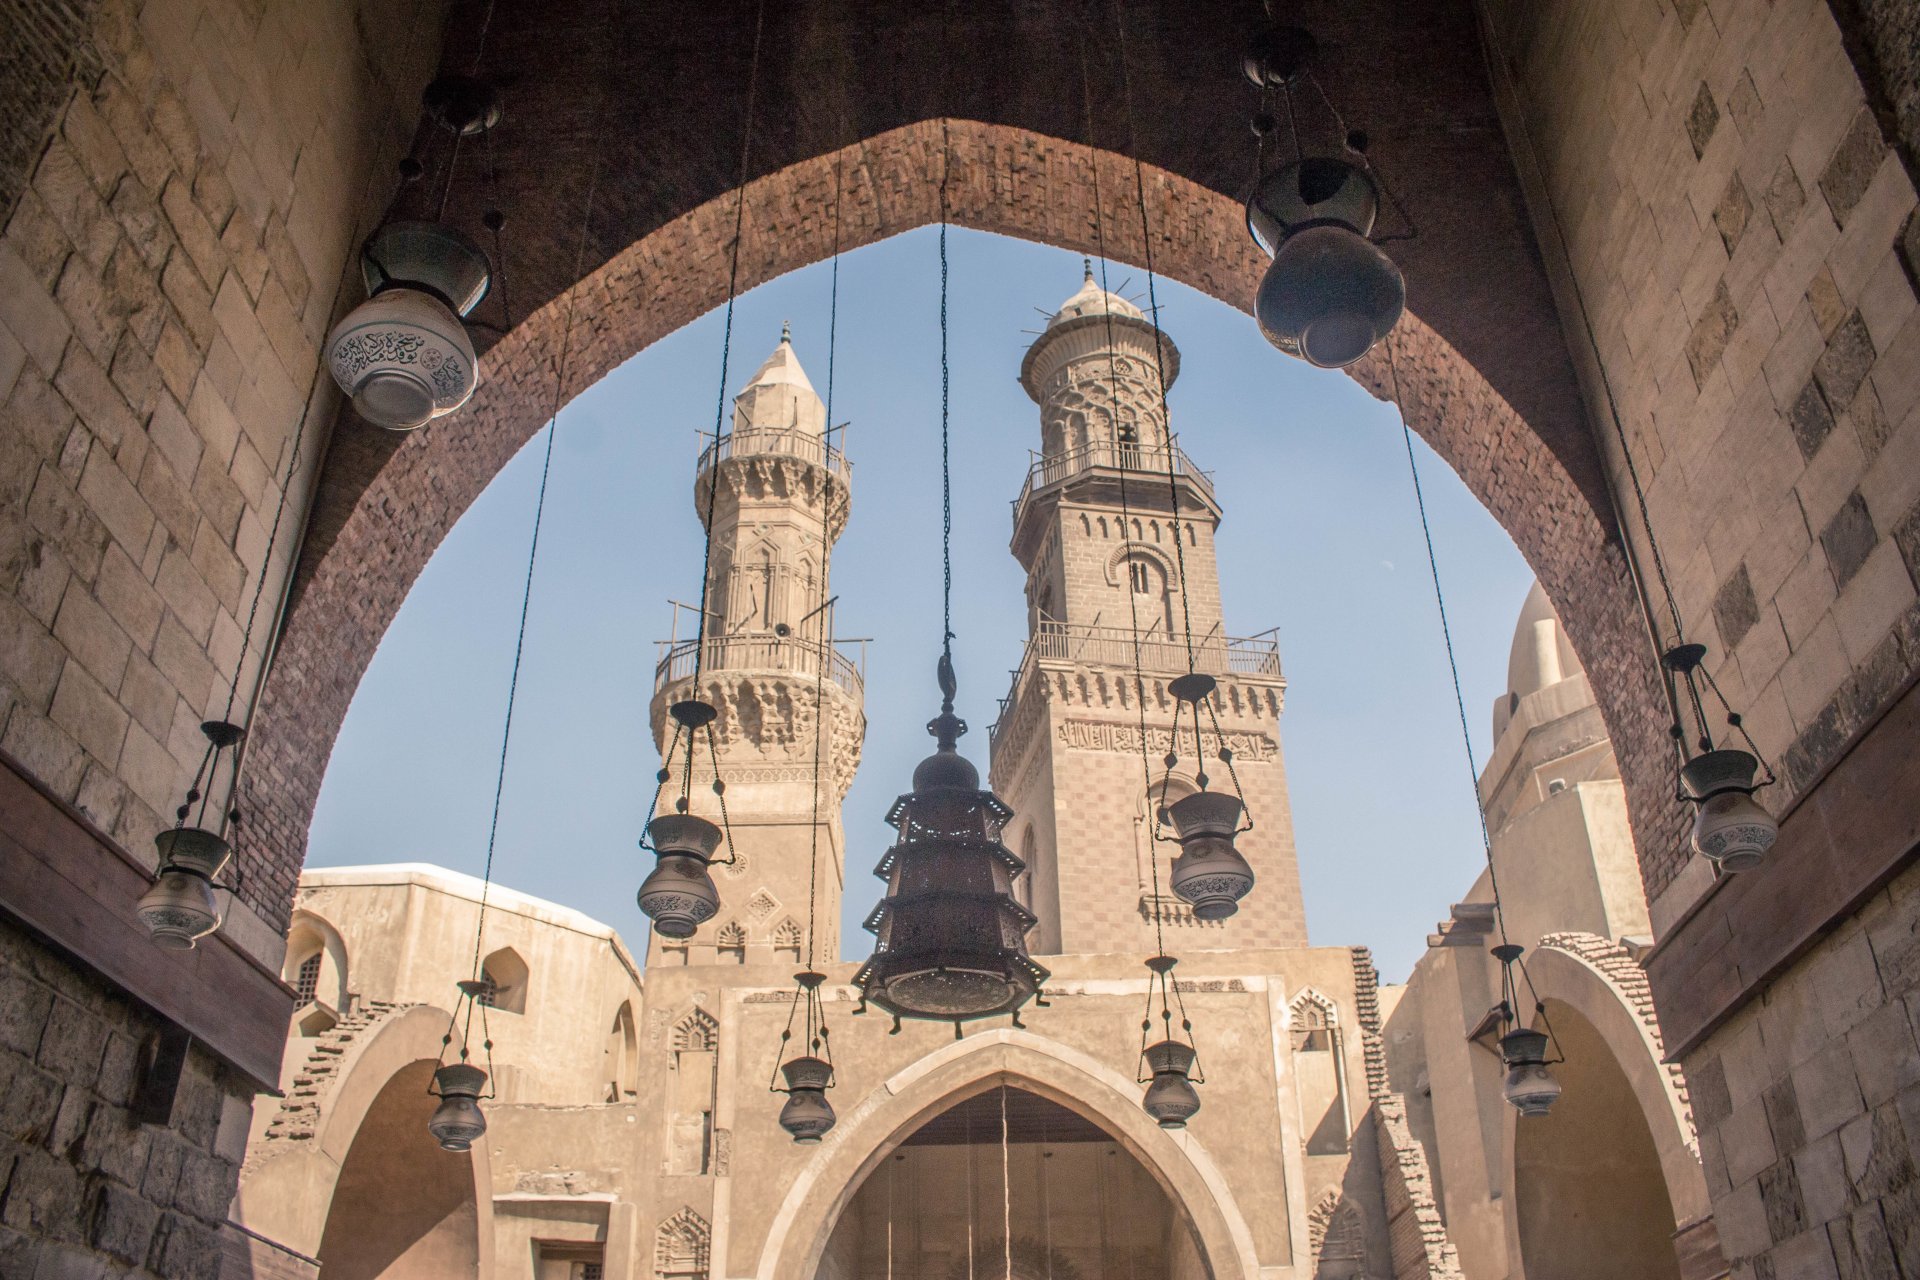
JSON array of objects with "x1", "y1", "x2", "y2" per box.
[
  {"x1": 1480, "y1": 0, "x2": 1920, "y2": 918},
  {"x1": 1686, "y1": 857, "x2": 1920, "y2": 1277},
  {"x1": 0, "y1": 0, "x2": 439, "y2": 1271},
  {"x1": 0, "y1": 916, "x2": 250, "y2": 1278}
]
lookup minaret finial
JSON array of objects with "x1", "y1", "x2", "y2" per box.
[
  {"x1": 1083, "y1": 257, "x2": 1095, "y2": 283},
  {"x1": 781, "y1": 319, "x2": 792, "y2": 343}
]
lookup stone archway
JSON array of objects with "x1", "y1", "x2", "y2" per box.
[
  {"x1": 755, "y1": 1028, "x2": 1262, "y2": 1279},
  {"x1": 246, "y1": 120, "x2": 1667, "y2": 942},
  {"x1": 1497, "y1": 935, "x2": 1715, "y2": 1279},
  {"x1": 234, "y1": 1004, "x2": 497, "y2": 1278}
]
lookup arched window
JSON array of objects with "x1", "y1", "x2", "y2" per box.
[
  {"x1": 715, "y1": 921, "x2": 746, "y2": 964},
  {"x1": 477, "y1": 947, "x2": 530, "y2": 1014},
  {"x1": 669, "y1": 1012, "x2": 718, "y2": 1175},
  {"x1": 772, "y1": 919, "x2": 803, "y2": 961},
  {"x1": 1129, "y1": 560, "x2": 1151, "y2": 593},
  {"x1": 606, "y1": 1002, "x2": 638, "y2": 1102},
  {"x1": 294, "y1": 953, "x2": 322, "y2": 1006},
  {"x1": 1290, "y1": 990, "x2": 1350, "y2": 1155}
]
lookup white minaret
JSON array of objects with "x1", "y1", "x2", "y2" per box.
[
  {"x1": 989, "y1": 266, "x2": 1307, "y2": 955},
  {"x1": 649, "y1": 329, "x2": 865, "y2": 966}
]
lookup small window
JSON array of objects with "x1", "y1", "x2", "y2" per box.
[
  {"x1": 476, "y1": 947, "x2": 530, "y2": 1014},
  {"x1": 293, "y1": 953, "x2": 322, "y2": 1006},
  {"x1": 1129, "y1": 561, "x2": 1151, "y2": 593}
]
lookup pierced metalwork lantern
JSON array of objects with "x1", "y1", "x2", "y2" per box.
[
  {"x1": 1157, "y1": 673, "x2": 1256, "y2": 920},
  {"x1": 1662, "y1": 644, "x2": 1778, "y2": 872},
  {"x1": 854, "y1": 657, "x2": 1049, "y2": 1033},
  {"x1": 1491, "y1": 944, "x2": 1563, "y2": 1118},
  {"x1": 638, "y1": 697, "x2": 736, "y2": 939},
  {"x1": 427, "y1": 978, "x2": 497, "y2": 1151},
  {"x1": 771, "y1": 971, "x2": 838, "y2": 1142},
  {"x1": 138, "y1": 720, "x2": 243, "y2": 950},
  {"x1": 1242, "y1": 26, "x2": 1408, "y2": 368},
  {"x1": 1138, "y1": 956, "x2": 1205, "y2": 1128}
]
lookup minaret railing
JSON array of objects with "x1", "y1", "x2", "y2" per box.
[
  {"x1": 988, "y1": 622, "x2": 1281, "y2": 748},
  {"x1": 1010, "y1": 441, "x2": 1212, "y2": 523},
  {"x1": 653, "y1": 633, "x2": 866, "y2": 698},
  {"x1": 696, "y1": 426, "x2": 853, "y2": 483}
]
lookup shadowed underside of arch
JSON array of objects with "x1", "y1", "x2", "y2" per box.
[{"x1": 241, "y1": 119, "x2": 1672, "y2": 932}]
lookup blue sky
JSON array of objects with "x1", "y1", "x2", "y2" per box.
[{"x1": 306, "y1": 228, "x2": 1536, "y2": 984}]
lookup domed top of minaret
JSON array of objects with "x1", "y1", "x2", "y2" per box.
[
  {"x1": 1019, "y1": 261, "x2": 1180, "y2": 403},
  {"x1": 1048, "y1": 259, "x2": 1146, "y2": 326},
  {"x1": 1492, "y1": 580, "x2": 1588, "y2": 740},
  {"x1": 732, "y1": 323, "x2": 827, "y2": 436}
]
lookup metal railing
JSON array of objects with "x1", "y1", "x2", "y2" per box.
[
  {"x1": 653, "y1": 633, "x2": 865, "y2": 697},
  {"x1": 1011, "y1": 441, "x2": 1212, "y2": 520},
  {"x1": 696, "y1": 426, "x2": 852, "y2": 483},
  {"x1": 989, "y1": 621, "x2": 1281, "y2": 745}
]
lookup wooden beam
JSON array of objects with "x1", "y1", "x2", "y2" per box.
[
  {"x1": 0, "y1": 751, "x2": 292, "y2": 1091},
  {"x1": 1647, "y1": 680, "x2": 1920, "y2": 1059}
]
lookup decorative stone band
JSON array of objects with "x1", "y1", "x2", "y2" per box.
[{"x1": 1055, "y1": 720, "x2": 1278, "y2": 761}]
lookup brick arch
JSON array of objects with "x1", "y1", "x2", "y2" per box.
[{"x1": 244, "y1": 120, "x2": 1671, "y2": 934}]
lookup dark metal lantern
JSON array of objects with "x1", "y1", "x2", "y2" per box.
[
  {"x1": 427, "y1": 1062, "x2": 490, "y2": 1151},
  {"x1": 854, "y1": 658, "x2": 1049, "y2": 1029},
  {"x1": 1498, "y1": 1028, "x2": 1562, "y2": 1118},
  {"x1": 1165, "y1": 790, "x2": 1255, "y2": 920},
  {"x1": 637, "y1": 812, "x2": 723, "y2": 940},
  {"x1": 776, "y1": 1056, "x2": 836, "y2": 1142},
  {"x1": 1661, "y1": 643, "x2": 1778, "y2": 871},
  {"x1": 1142, "y1": 1040, "x2": 1202, "y2": 1129}
]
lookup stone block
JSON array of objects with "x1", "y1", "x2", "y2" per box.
[
  {"x1": 1768, "y1": 1227, "x2": 1840, "y2": 1279},
  {"x1": 34, "y1": 140, "x2": 120, "y2": 273},
  {"x1": 1818, "y1": 109, "x2": 1887, "y2": 228},
  {"x1": 1848, "y1": 999, "x2": 1920, "y2": 1108},
  {"x1": 0, "y1": 592, "x2": 68, "y2": 711},
  {"x1": 1688, "y1": 280, "x2": 1741, "y2": 386},
  {"x1": 1725, "y1": 1093, "x2": 1781, "y2": 1185},
  {"x1": 1869, "y1": 312, "x2": 1920, "y2": 427},
  {"x1": 1857, "y1": 251, "x2": 1917, "y2": 357},
  {"x1": 1715, "y1": 563, "x2": 1761, "y2": 649},
  {"x1": 1807, "y1": 266, "x2": 1847, "y2": 338},
  {"x1": 1688, "y1": 83, "x2": 1722, "y2": 159},
  {"x1": 1761, "y1": 1157, "x2": 1809, "y2": 1244},
  {"x1": 1818, "y1": 491, "x2": 1877, "y2": 589},
  {"x1": 1764, "y1": 1075, "x2": 1807, "y2": 1155},
  {"x1": 1781, "y1": 374, "x2": 1830, "y2": 459},
  {"x1": 51, "y1": 583, "x2": 130, "y2": 693},
  {"x1": 88, "y1": 1182, "x2": 158, "y2": 1265},
  {"x1": 1794, "y1": 1039, "x2": 1866, "y2": 1140},
  {"x1": 75, "y1": 449, "x2": 153, "y2": 562},
  {"x1": 0, "y1": 712, "x2": 87, "y2": 799},
  {"x1": 172, "y1": 1149, "x2": 232, "y2": 1222},
  {"x1": 1795, "y1": 1130, "x2": 1850, "y2": 1226},
  {"x1": 152, "y1": 1211, "x2": 220, "y2": 1280},
  {"x1": 159, "y1": 256, "x2": 215, "y2": 351},
  {"x1": 154, "y1": 547, "x2": 217, "y2": 646},
  {"x1": 149, "y1": 614, "x2": 215, "y2": 711},
  {"x1": 1813, "y1": 313, "x2": 1876, "y2": 416},
  {"x1": 141, "y1": 1136, "x2": 185, "y2": 1207},
  {"x1": 107, "y1": 335, "x2": 160, "y2": 423},
  {"x1": 1829, "y1": 1203, "x2": 1897, "y2": 1280},
  {"x1": 49, "y1": 662, "x2": 129, "y2": 768},
  {"x1": 1832, "y1": 543, "x2": 1915, "y2": 667},
  {"x1": 150, "y1": 322, "x2": 199, "y2": 406},
  {"x1": 0, "y1": 246, "x2": 73, "y2": 378},
  {"x1": 0, "y1": 971, "x2": 53, "y2": 1057},
  {"x1": 1, "y1": 1147, "x2": 83, "y2": 1240},
  {"x1": 1841, "y1": 1101, "x2": 1916, "y2": 1201},
  {"x1": 0, "y1": 1053, "x2": 64, "y2": 1149},
  {"x1": 108, "y1": 175, "x2": 171, "y2": 275},
  {"x1": 1773, "y1": 543, "x2": 1837, "y2": 649}
]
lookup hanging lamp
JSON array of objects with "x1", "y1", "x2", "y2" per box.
[
  {"x1": 1138, "y1": 956, "x2": 1205, "y2": 1127},
  {"x1": 136, "y1": 720, "x2": 244, "y2": 948},
  {"x1": 1664, "y1": 641, "x2": 1779, "y2": 871},
  {"x1": 768, "y1": 107, "x2": 847, "y2": 1143},
  {"x1": 639, "y1": 1, "x2": 766, "y2": 937},
  {"x1": 1242, "y1": 26, "x2": 1410, "y2": 368},
  {"x1": 326, "y1": 76, "x2": 504, "y2": 430},
  {"x1": 1104, "y1": 5, "x2": 1263, "y2": 919},
  {"x1": 854, "y1": 114, "x2": 1047, "y2": 1031},
  {"x1": 1392, "y1": 351, "x2": 1565, "y2": 1116},
  {"x1": 1492, "y1": 944, "x2": 1564, "y2": 1117},
  {"x1": 428, "y1": 977, "x2": 497, "y2": 1150}
]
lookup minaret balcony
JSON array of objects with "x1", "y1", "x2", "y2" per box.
[
  {"x1": 653, "y1": 632, "x2": 866, "y2": 699},
  {"x1": 1010, "y1": 441, "x2": 1212, "y2": 533},
  {"x1": 696, "y1": 426, "x2": 852, "y2": 486},
  {"x1": 988, "y1": 621, "x2": 1282, "y2": 750}
]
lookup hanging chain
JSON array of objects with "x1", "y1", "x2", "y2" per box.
[
  {"x1": 1080, "y1": 17, "x2": 1169, "y2": 954},
  {"x1": 937, "y1": 0, "x2": 955, "y2": 668},
  {"x1": 694, "y1": 0, "x2": 768, "y2": 686},
  {"x1": 1001, "y1": 1085, "x2": 1013, "y2": 1279}
]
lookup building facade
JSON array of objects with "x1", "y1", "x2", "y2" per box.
[{"x1": 233, "y1": 292, "x2": 1423, "y2": 1279}]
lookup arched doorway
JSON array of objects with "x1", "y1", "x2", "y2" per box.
[
  {"x1": 818, "y1": 1086, "x2": 1206, "y2": 1279},
  {"x1": 1510, "y1": 999, "x2": 1681, "y2": 1280},
  {"x1": 314, "y1": 1059, "x2": 484, "y2": 1278}
]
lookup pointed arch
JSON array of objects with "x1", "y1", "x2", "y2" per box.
[
  {"x1": 655, "y1": 1206, "x2": 711, "y2": 1278},
  {"x1": 752, "y1": 1028, "x2": 1260, "y2": 1279},
  {"x1": 672, "y1": 1007, "x2": 718, "y2": 1054}
]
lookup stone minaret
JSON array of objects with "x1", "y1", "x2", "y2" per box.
[
  {"x1": 988, "y1": 266, "x2": 1307, "y2": 955},
  {"x1": 649, "y1": 329, "x2": 865, "y2": 967}
]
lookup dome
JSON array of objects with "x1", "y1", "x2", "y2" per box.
[
  {"x1": 1047, "y1": 259, "x2": 1146, "y2": 327},
  {"x1": 1493, "y1": 581, "x2": 1586, "y2": 739}
]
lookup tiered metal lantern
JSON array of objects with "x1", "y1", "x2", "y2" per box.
[
  {"x1": 771, "y1": 971, "x2": 838, "y2": 1143},
  {"x1": 1491, "y1": 944, "x2": 1563, "y2": 1118},
  {"x1": 137, "y1": 720, "x2": 244, "y2": 949},
  {"x1": 427, "y1": 978, "x2": 497, "y2": 1151},
  {"x1": 1138, "y1": 956, "x2": 1204, "y2": 1128},
  {"x1": 638, "y1": 698, "x2": 733, "y2": 939},
  {"x1": 1242, "y1": 26, "x2": 1407, "y2": 368},
  {"x1": 854, "y1": 658, "x2": 1049, "y2": 1033},
  {"x1": 1159, "y1": 673, "x2": 1256, "y2": 920},
  {"x1": 1662, "y1": 644, "x2": 1778, "y2": 872}
]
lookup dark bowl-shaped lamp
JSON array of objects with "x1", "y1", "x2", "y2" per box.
[
  {"x1": 427, "y1": 1063, "x2": 489, "y2": 1151},
  {"x1": 1142, "y1": 1039, "x2": 1201, "y2": 1128},
  {"x1": 1165, "y1": 792, "x2": 1255, "y2": 920},
  {"x1": 1499, "y1": 1028, "x2": 1562, "y2": 1118},
  {"x1": 1680, "y1": 749, "x2": 1776, "y2": 871},
  {"x1": 638, "y1": 813, "x2": 724, "y2": 940},
  {"x1": 777, "y1": 1056, "x2": 837, "y2": 1143}
]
